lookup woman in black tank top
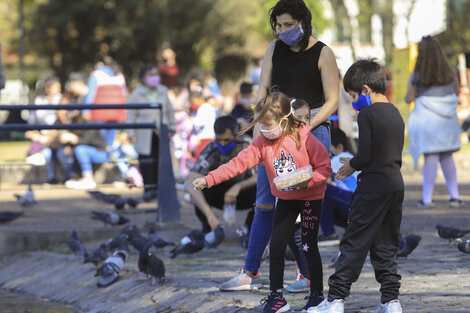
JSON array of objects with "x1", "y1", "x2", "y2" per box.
[{"x1": 253, "y1": 1, "x2": 339, "y2": 313}]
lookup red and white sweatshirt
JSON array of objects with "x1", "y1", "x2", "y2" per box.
[{"x1": 204, "y1": 125, "x2": 332, "y2": 200}]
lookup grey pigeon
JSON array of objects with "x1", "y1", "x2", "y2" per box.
[
  {"x1": 127, "y1": 197, "x2": 140, "y2": 209},
  {"x1": 102, "y1": 193, "x2": 121, "y2": 204},
  {"x1": 87, "y1": 190, "x2": 106, "y2": 201},
  {"x1": 68, "y1": 229, "x2": 88, "y2": 258},
  {"x1": 0, "y1": 211, "x2": 23, "y2": 224},
  {"x1": 204, "y1": 224, "x2": 225, "y2": 249},
  {"x1": 397, "y1": 234, "x2": 421, "y2": 257},
  {"x1": 107, "y1": 233, "x2": 128, "y2": 251},
  {"x1": 14, "y1": 184, "x2": 36, "y2": 207},
  {"x1": 114, "y1": 197, "x2": 127, "y2": 210},
  {"x1": 127, "y1": 226, "x2": 148, "y2": 252},
  {"x1": 436, "y1": 224, "x2": 470, "y2": 241},
  {"x1": 96, "y1": 250, "x2": 128, "y2": 288},
  {"x1": 148, "y1": 229, "x2": 175, "y2": 249},
  {"x1": 170, "y1": 229, "x2": 205, "y2": 258},
  {"x1": 91, "y1": 211, "x2": 130, "y2": 225},
  {"x1": 457, "y1": 240, "x2": 470, "y2": 254},
  {"x1": 84, "y1": 243, "x2": 108, "y2": 268}
]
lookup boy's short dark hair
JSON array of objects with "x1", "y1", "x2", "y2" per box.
[
  {"x1": 214, "y1": 115, "x2": 239, "y2": 136},
  {"x1": 343, "y1": 58, "x2": 387, "y2": 94},
  {"x1": 240, "y1": 82, "x2": 253, "y2": 95},
  {"x1": 330, "y1": 127, "x2": 349, "y2": 152}
]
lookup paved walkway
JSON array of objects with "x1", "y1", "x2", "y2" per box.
[{"x1": 0, "y1": 177, "x2": 469, "y2": 312}]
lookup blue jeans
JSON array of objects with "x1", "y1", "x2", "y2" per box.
[
  {"x1": 74, "y1": 145, "x2": 109, "y2": 174},
  {"x1": 321, "y1": 183, "x2": 351, "y2": 236},
  {"x1": 42, "y1": 146, "x2": 76, "y2": 181}
]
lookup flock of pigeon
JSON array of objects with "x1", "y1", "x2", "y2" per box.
[
  {"x1": 435, "y1": 224, "x2": 470, "y2": 254},
  {"x1": 66, "y1": 189, "x2": 226, "y2": 288}
]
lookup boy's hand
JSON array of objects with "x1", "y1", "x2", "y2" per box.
[
  {"x1": 336, "y1": 157, "x2": 355, "y2": 180},
  {"x1": 192, "y1": 178, "x2": 208, "y2": 190},
  {"x1": 224, "y1": 183, "x2": 241, "y2": 203}
]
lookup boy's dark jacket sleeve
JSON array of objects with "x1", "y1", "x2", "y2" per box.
[{"x1": 349, "y1": 111, "x2": 371, "y2": 170}]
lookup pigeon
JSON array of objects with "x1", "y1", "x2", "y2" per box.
[
  {"x1": 204, "y1": 224, "x2": 225, "y2": 249},
  {"x1": 84, "y1": 243, "x2": 108, "y2": 268},
  {"x1": 127, "y1": 226, "x2": 148, "y2": 252},
  {"x1": 14, "y1": 184, "x2": 36, "y2": 207},
  {"x1": 68, "y1": 229, "x2": 88, "y2": 258},
  {"x1": 96, "y1": 250, "x2": 128, "y2": 288},
  {"x1": 114, "y1": 197, "x2": 127, "y2": 210},
  {"x1": 138, "y1": 244, "x2": 165, "y2": 285},
  {"x1": 170, "y1": 229, "x2": 205, "y2": 258},
  {"x1": 107, "y1": 233, "x2": 128, "y2": 251},
  {"x1": 0, "y1": 211, "x2": 23, "y2": 224},
  {"x1": 103, "y1": 193, "x2": 121, "y2": 204},
  {"x1": 436, "y1": 224, "x2": 470, "y2": 241},
  {"x1": 397, "y1": 234, "x2": 421, "y2": 257},
  {"x1": 147, "y1": 229, "x2": 175, "y2": 249},
  {"x1": 457, "y1": 240, "x2": 470, "y2": 254},
  {"x1": 91, "y1": 211, "x2": 130, "y2": 226},
  {"x1": 87, "y1": 190, "x2": 106, "y2": 201},
  {"x1": 127, "y1": 197, "x2": 140, "y2": 209}
]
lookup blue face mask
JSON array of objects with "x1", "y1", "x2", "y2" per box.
[
  {"x1": 215, "y1": 140, "x2": 236, "y2": 155},
  {"x1": 352, "y1": 94, "x2": 372, "y2": 111},
  {"x1": 278, "y1": 24, "x2": 304, "y2": 47}
]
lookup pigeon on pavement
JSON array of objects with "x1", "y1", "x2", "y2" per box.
[
  {"x1": 397, "y1": 234, "x2": 421, "y2": 257},
  {"x1": 0, "y1": 211, "x2": 23, "y2": 224},
  {"x1": 84, "y1": 243, "x2": 108, "y2": 268},
  {"x1": 87, "y1": 190, "x2": 106, "y2": 201},
  {"x1": 204, "y1": 224, "x2": 225, "y2": 249},
  {"x1": 91, "y1": 211, "x2": 130, "y2": 226},
  {"x1": 96, "y1": 250, "x2": 128, "y2": 288},
  {"x1": 68, "y1": 230, "x2": 88, "y2": 258},
  {"x1": 436, "y1": 224, "x2": 470, "y2": 241},
  {"x1": 138, "y1": 244, "x2": 165, "y2": 285},
  {"x1": 457, "y1": 240, "x2": 470, "y2": 254},
  {"x1": 170, "y1": 229, "x2": 205, "y2": 258},
  {"x1": 114, "y1": 197, "x2": 127, "y2": 210},
  {"x1": 14, "y1": 184, "x2": 36, "y2": 207},
  {"x1": 127, "y1": 197, "x2": 140, "y2": 209},
  {"x1": 147, "y1": 229, "x2": 175, "y2": 249},
  {"x1": 107, "y1": 233, "x2": 128, "y2": 251},
  {"x1": 127, "y1": 226, "x2": 148, "y2": 252}
]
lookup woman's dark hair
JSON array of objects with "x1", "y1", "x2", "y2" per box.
[
  {"x1": 139, "y1": 64, "x2": 157, "y2": 80},
  {"x1": 330, "y1": 127, "x2": 349, "y2": 152},
  {"x1": 343, "y1": 58, "x2": 387, "y2": 94},
  {"x1": 412, "y1": 36, "x2": 455, "y2": 87},
  {"x1": 100, "y1": 55, "x2": 122, "y2": 74},
  {"x1": 214, "y1": 115, "x2": 239, "y2": 136},
  {"x1": 269, "y1": 0, "x2": 312, "y2": 51}
]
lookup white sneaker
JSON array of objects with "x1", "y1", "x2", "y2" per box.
[
  {"x1": 307, "y1": 299, "x2": 344, "y2": 313},
  {"x1": 375, "y1": 299, "x2": 402, "y2": 313},
  {"x1": 65, "y1": 178, "x2": 97, "y2": 190}
]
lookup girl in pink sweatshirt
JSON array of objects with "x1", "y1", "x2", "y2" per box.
[{"x1": 193, "y1": 91, "x2": 332, "y2": 312}]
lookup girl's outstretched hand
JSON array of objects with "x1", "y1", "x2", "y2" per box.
[{"x1": 192, "y1": 177, "x2": 208, "y2": 190}]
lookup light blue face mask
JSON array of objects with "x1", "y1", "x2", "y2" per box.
[
  {"x1": 352, "y1": 94, "x2": 372, "y2": 111},
  {"x1": 278, "y1": 24, "x2": 304, "y2": 47}
]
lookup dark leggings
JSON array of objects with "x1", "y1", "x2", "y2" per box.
[{"x1": 270, "y1": 199, "x2": 323, "y2": 294}]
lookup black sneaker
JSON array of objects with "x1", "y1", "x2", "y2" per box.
[
  {"x1": 261, "y1": 292, "x2": 290, "y2": 313},
  {"x1": 449, "y1": 198, "x2": 463, "y2": 208},
  {"x1": 301, "y1": 293, "x2": 324, "y2": 312}
]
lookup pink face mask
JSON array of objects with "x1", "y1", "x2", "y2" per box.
[{"x1": 145, "y1": 75, "x2": 161, "y2": 87}]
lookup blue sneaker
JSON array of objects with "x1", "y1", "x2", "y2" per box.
[
  {"x1": 285, "y1": 273, "x2": 310, "y2": 293},
  {"x1": 261, "y1": 292, "x2": 290, "y2": 313}
]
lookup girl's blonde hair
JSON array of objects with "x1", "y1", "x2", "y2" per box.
[{"x1": 241, "y1": 90, "x2": 305, "y2": 147}]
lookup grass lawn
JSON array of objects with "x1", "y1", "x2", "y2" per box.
[{"x1": 0, "y1": 141, "x2": 30, "y2": 162}]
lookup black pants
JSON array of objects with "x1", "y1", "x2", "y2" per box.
[
  {"x1": 138, "y1": 133, "x2": 159, "y2": 193},
  {"x1": 270, "y1": 199, "x2": 323, "y2": 294},
  {"x1": 194, "y1": 181, "x2": 256, "y2": 233},
  {"x1": 328, "y1": 191, "x2": 404, "y2": 304},
  {"x1": 288, "y1": 223, "x2": 310, "y2": 279}
]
